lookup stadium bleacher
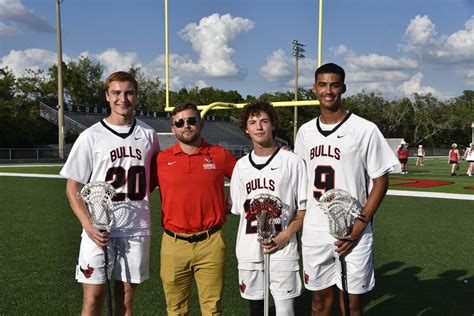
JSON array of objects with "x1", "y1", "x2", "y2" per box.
[{"x1": 40, "y1": 103, "x2": 252, "y2": 157}]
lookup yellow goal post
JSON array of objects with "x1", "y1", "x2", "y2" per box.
[{"x1": 163, "y1": 0, "x2": 325, "y2": 118}]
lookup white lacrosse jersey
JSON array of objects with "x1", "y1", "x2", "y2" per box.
[
  {"x1": 60, "y1": 118, "x2": 160, "y2": 238},
  {"x1": 294, "y1": 112, "x2": 398, "y2": 245},
  {"x1": 230, "y1": 148, "x2": 307, "y2": 270}
]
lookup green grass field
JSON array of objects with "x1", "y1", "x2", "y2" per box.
[{"x1": 0, "y1": 157, "x2": 473, "y2": 315}]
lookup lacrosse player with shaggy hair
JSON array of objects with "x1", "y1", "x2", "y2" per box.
[
  {"x1": 230, "y1": 102, "x2": 307, "y2": 316},
  {"x1": 61, "y1": 71, "x2": 160, "y2": 316},
  {"x1": 294, "y1": 63, "x2": 398, "y2": 316}
]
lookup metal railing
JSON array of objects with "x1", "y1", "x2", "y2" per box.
[{"x1": 40, "y1": 102, "x2": 87, "y2": 133}]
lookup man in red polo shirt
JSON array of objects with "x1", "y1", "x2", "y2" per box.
[{"x1": 155, "y1": 103, "x2": 236, "y2": 315}]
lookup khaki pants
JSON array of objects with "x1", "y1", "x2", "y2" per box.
[{"x1": 160, "y1": 229, "x2": 226, "y2": 316}]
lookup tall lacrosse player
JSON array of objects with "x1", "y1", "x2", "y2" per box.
[
  {"x1": 230, "y1": 102, "x2": 307, "y2": 316},
  {"x1": 294, "y1": 63, "x2": 398, "y2": 316},
  {"x1": 61, "y1": 71, "x2": 160, "y2": 316}
]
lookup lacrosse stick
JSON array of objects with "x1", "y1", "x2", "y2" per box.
[
  {"x1": 79, "y1": 181, "x2": 116, "y2": 316},
  {"x1": 319, "y1": 189, "x2": 364, "y2": 316},
  {"x1": 248, "y1": 194, "x2": 282, "y2": 316}
]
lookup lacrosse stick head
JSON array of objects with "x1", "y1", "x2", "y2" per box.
[
  {"x1": 78, "y1": 181, "x2": 116, "y2": 232},
  {"x1": 319, "y1": 189, "x2": 362, "y2": 239},
  {"x1": 247, "y1": 194, "x2": 282, "y2": 243}
]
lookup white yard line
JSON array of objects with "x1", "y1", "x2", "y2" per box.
[
  {"x1": 0, "y1": 172, "x2": 64, "y2": 179},
  {"x1": 0, "y1": 164, "x2": 63, "y2": 167},
  {"x1": 387, "y1": 189, "x2": 474, "y2": 201},
  {"x1": 1, "y1": 173, "x2": 472, "y2": 201}
]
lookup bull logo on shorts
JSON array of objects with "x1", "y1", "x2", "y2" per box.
[
  {"x1": 80, "y1": 264, "x2": 94, "y2": 278},
  {"x1": 239, "y1": 280, "x2": 246, "y2": 293},
  {"x1": 304, "y1": 272, "x2": 309, "y2": 284}
]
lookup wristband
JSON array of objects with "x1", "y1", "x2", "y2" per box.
[{"x1": 356, "y1": 215, "x2": 369, "y2": 223}]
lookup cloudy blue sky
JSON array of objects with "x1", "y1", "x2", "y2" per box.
[{"x1": 1, "y1": 0, "x2": 473, "y2": 100}]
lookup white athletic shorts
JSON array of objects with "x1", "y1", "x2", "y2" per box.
[
  {"x1": 302, "y1": 232, "x2": 374, "y2": 294},
  {"x1": 238, "y1": 262, "x2": 302, "y2": 300},
  {"x1": 76, "y1": 233, "x2": 150, "y2": 284}
]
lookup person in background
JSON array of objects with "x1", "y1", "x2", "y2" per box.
[
  {"x1": 464, "y1": 143, "x2": 474, "y2": 176},
  {"x1": 416, "y1": 145, "x2": 425, "y2": 166},
  {"x1": 448, "y1": 143, "x2": 460, "y2": 176},
  {"x1": 397, "y1": 141, "x2": 410, "y2": 174}
]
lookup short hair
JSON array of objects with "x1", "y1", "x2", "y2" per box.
[
  {"x1": 239, "y1": 102, "x2": 279, "y2": 137},
  {"x1": 105, "y1": 71, "x2": 138, "y2": 92},
  {"x1": 315, "y1": 63, "x2": 345, "y2": 83},
  {"x1": 171, "y1": 102, "x2": 200, "y2": 117}
]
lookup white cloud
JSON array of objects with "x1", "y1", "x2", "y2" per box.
[
  {"x1": 146, "y1": 53, "x2": 200, "y2": 90},
  {"x1": 461, "y1": 68, "x2": 474, "y2": 86},
  {"x1": 259, "y1": 49, "x2": 317, "y2": 92},
  {"x1": 0, "y1": 12, "x2": 255, "y2": 93},
  {"x1": 259, "y1": 49, "x2": 291, "y2": 81},
  {"x1": 333, "y1": 44, "x2": 418, "y2": 71},
  {"x1": 0, "y1": 48, "x2": 66, "y2": 76},
  {"x1": 0, "y1": 21, "x2": 19, "y2": 37},
  {"x1": 434, "y1": 16, "x2": 474, "y2": 63},
  {"x1": 0, "y1": 46, "x2": 192, "y2": 93},
  {"x1": 333, "y1": 45, "x2": 417, "y2": 83},
  {"x1": 179, "y1": 13, "x2": 254, "y2": 77},
  {"x1": 168, "y1": 76, "x2": 183, "y2": 91},
  {"x1": 397, "y1": 73, "x2": 437, "y2": 96},
  {"x1": 168, "y1": 54, "x2": 202, "y2": 75},
  {"x1": 348, "y1": 70, "x2": 411, "y2": 83},
  {"x1": 329, "y1": 44, "x2": 437, "y2": 98},
  {"x1": 93, "y1": 48, "x2": 140, "y2": 74},
  {"x1": 401, "y1": 15, "x2": 474, "y2": 64},
  {"x1": 348, "y1": 53, "x2": 417, "y2": 70},
  {"x1": 0, "y1": 0, "x2": 54, "y2": 36},
  {"x1": 195, "y1": 80, "x2": 209, "y2": 89},
  {"x1": 403, "y1": 15, "x2": 437, "y2": 48}
]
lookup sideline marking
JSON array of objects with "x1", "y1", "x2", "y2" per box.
[
  {"x1": 0, "y1": 172, "x2": 64, "y2": 179},
  {"x1": 1, "y1": 173, "x2": 473, "y2": 201},
  {"x1": 0, "y1": 164, "x2": 63, "y2": 167},
  {"x1": 387, "y1": 189, "x2": 474, "y2": 201}
]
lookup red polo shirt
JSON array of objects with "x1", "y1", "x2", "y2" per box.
[{"x1": 156, "y1": 139, "x2": 236, "y2": 233}]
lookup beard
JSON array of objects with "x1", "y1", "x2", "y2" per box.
[{"x1": 176, "y1": 128, "x2": 201, "y2": 144}]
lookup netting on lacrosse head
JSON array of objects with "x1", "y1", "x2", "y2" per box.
[
  {"x1": 248, "y1": 194, "x2": 283, "y2": 243},
  {"x1": 79, "y1": 182, "x2": 116, "y2": 232},
  {"x1": 319, "y1": 189, "x2": 363, "y2": 239}
]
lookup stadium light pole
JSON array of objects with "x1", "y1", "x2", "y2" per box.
[
  {"x1": 318, "y1": 0, "x2": 323, "y2": 68},
  {"x1": 56, "y1": 0, "x2": 65, "y2": 159},
  {"x1": 292, "y1": 40, "x2": 305, "y2": 144}
]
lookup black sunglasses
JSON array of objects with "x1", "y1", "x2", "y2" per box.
[{"x1": 173, "y1": 116, "x2": 199, "y2": 128}]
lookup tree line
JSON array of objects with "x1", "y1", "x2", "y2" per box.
[{"x1": 0, "y1": 56, "x2": 472, "y2": 148}]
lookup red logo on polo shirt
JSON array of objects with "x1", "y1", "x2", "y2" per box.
[{"x1": 203, "y1": 157, "x2": 216, "y2": 169}]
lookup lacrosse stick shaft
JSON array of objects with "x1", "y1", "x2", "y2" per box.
[
  {"x1": 103, "y1": 245, "x2": 113, "y2": 316},
  {"x1": 264, "y1": 253, "x2": 270, "y2": 316},
  {"x1": 340, "y1": 256, "x2": 350, "y2": 316}
]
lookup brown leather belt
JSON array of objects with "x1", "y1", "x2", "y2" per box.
[{"x1": 164, "y1": 226, "x2": 221, "y2": 243}]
